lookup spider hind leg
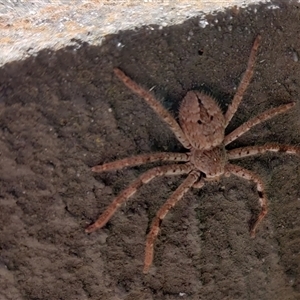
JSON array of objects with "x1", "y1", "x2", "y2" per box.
[{"x1": 225, "y1": 163, "x2": 268, "y2": 237}]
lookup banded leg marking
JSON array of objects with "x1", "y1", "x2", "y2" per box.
[
  {"x1": 86, "y1": 163, "x2": 193, "y2": 233},
  {"x1": 143, "y1": 170, "x2": 200, "y2": 273},
  {"x1": 225, "y1": 35, "x2": 261, "y2": 126},
  {"x1": 225, "y1": 163, "x2": 267, "y2": 237},
  {"x1": 114, "y1": 68, "x2": 191, "y2": 149}
]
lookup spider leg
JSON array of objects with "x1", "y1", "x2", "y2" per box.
[
  {"x1": 86, "y1": 163, "x2": 193, "y2": 233},
  {"x1": 143, "y1": 170, "x2": 201, "y2": 274},
  {"x1": 225, "y1": 163, "x2": 267, "y2": 238},
  {"x1": 225, "y1": 35, "x2": 261, "y2": 127},
  {"x1": 224, "y1": 103, "x2": 295, "y2": 146},
  {"x1": 228, "y1": 143, "x2": 300, "y2": 160},
  {"x1": 114, "y1": 68, "x2": 191, "y2": 149},
  {"x1": 193, "y1": 177, "x2": 205, "y2": 189},
  {"x1": 92, "y1": 152, "x2": 190, "y2": 172}
]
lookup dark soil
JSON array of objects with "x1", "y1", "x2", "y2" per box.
[{"x1": 1, "y1": 1, "x2": 300, "y2": 299}]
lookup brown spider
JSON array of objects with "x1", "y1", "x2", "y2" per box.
[{"x1": 86, "y1": 35, "x2": 299, "y2": 273}]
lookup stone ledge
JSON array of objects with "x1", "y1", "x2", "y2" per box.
[{"x1": 0, "y1": 0, "x2": 262, "y2": 66}]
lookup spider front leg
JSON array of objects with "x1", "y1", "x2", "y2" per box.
[
  {"x1": 225, "y1": 163, "x2": 267, "y2": 237},
  {"x1": 143, "y1": 170, "x2": 201, "y2": 273},
  {"x1": 114, "y1": 68, "x2": 192, "y2": 149},
  {"x1": 86, "y1": 163, "x2": 193, "y2": 233},
  {"x1": 225, "y1": 35, "x2": 261, "y2": 127}
]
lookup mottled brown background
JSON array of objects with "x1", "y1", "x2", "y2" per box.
[{"x1": 1, "y1": 1, "x2": 300, "y2": 299}]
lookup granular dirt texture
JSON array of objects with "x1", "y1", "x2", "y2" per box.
[{"x1": 1, "y1": 2, "x2": 300, "y2": 300}]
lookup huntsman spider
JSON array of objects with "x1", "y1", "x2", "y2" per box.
[{"x1": 86, "y1": 35, "x2": 299, "y2": 273}]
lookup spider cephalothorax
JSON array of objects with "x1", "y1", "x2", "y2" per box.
[
  {"x1": 86, "y1": 35, "x2": 299, "y2": 273},
  {"x1": 190, "y1": 146, "x2": 227, "y2": 179}
]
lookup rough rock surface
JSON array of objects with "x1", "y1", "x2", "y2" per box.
[{"x1": 1, "y1": 1, "x2": 300, "y2": 300}]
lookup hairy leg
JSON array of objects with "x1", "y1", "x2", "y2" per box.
[
  {"x1": 225, "y1": 35, "x2": 261, "y2": 127},
  {"x1": 114, "y1": 68, "x2": 191, "y2": 149},
  {"x1": 224, "y1": 103, "x2": 295, "y2": 146},
  {"x1": 92, "y1": 152, "x2": 190, "y2": 172},
  {"x1": 225, "y1": 163, "x2": 267, "y2": 237},
  {"x1": 86, "y1": 163, "x2": 193, "y2": 233},
  {"x1": 227, "y1": 143, "x2": 300, "y2": 160},
  {"x1": 143, "y1": 170, "x2": 200, "y2": 273}
]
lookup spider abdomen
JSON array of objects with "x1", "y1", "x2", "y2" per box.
[{"x1": 179, "y1": 91, "x2": 225, "y2": 150}]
